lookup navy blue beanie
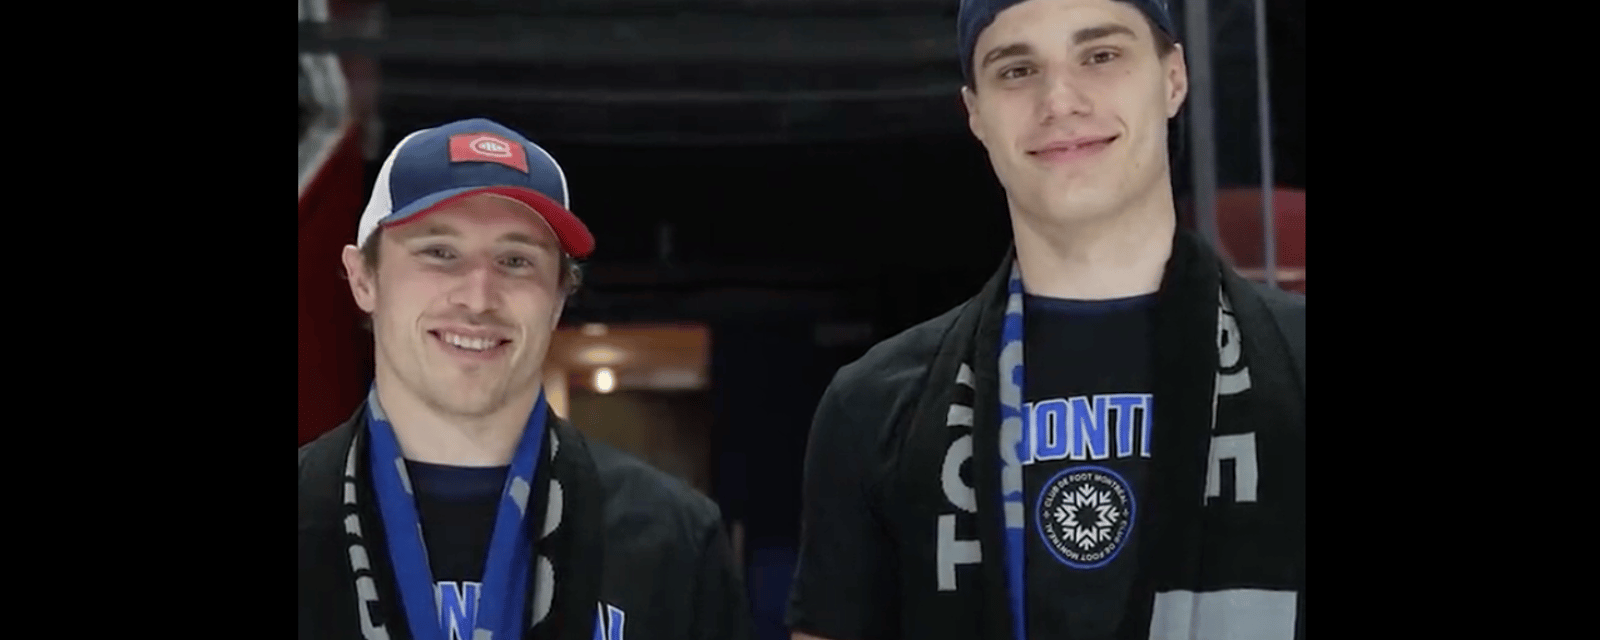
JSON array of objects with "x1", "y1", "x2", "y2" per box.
[{"x1": 958, "y1": 0, "x2": 1178, "y2": 85}]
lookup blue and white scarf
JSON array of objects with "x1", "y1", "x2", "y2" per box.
[{"x1": 336, "y1": 386, "x2": 608, "y2": 640}]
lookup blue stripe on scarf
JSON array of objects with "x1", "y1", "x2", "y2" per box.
[
  {"x1": 999, "y1": 263, "x2": 1028, "y2": 640},
  {"x1": 367, "y1": 386, "x2": 546, "y2": 640}
]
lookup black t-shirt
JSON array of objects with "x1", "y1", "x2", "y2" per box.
[
  {"x1": 1019, "y1": 293, "x2": 1155, "y2": 639},
  {"x1": 785, "y1": 290, "x2": 1158, "y2": 640},
  {"x1": 407, "y1": 460, "x2": 507, "y2": 640}
]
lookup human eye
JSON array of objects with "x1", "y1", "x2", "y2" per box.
[
  {"x1": 500, "y1": 255, "x2": 536, "y2": 270},
  {"x1": 998, "y1": 64, "x2": 1036, "y2": 80},
  {"x1": 416, "y1": 245, "x2": 457, "y2": 261},
  {"x1": 1084, "y1": 48, "x2": 1121, "y2": 66},
  {"x1": 499, "y1": 248, "x2": 554, "y2": 275}
]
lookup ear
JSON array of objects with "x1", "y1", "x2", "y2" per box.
[
  {"x1": 1165, "y1": 44, "x2": 1190, "y2": 118},
  {"x1": 961, "y1": 86, "x2": 987, "y2": 144},
  {"x1": 342, "y1": 245, "x2": 377, "y2": 313},
  {"x1": 552, "y1": 300, "x2": 566, "y2": 327}
]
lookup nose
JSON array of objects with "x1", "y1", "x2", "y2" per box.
[
  {"x1": 447, "y1": 261, "x2": 502, "y2": 314},
  {"x1": 1039, "y1": 71, "x2": 1093, "y2": 123}
]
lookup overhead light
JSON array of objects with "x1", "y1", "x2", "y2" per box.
[
  {"x1": 581, "y1": 323, "x2": 607, "y2": 337},
  {"x1": 593, "y1": 367, "x2": 615, "y2": 394},
  {"x1": 579, "y1": 345, "x2": 621, "y2": 365}
]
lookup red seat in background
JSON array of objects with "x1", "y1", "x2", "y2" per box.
[{"x1": 1214, "y1": 187, "x2": 1305, "y2": 294}]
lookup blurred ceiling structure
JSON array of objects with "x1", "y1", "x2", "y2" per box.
[
  {"x1": 300, "y1": 0, "x2": 1304, "y2": 327},
  {"x1": 300, "y1": 0, "x2": 969, "y2": 146},
  {"x1": 299, "y1": 0, "x2": 1301, "y2": 151}
]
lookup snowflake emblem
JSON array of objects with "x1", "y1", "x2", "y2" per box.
[{"x1": 1052, "y1": 484, "x2": 1121, "y2": 549}]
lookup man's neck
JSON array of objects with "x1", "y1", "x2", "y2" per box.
[
  {"x1": 1008, "y1": 188, "x2": 1176, "y2": 300},
  {"x1": 372, "y1": 381, "x2": 540, "y2": 467}
]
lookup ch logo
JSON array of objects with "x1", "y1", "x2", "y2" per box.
[{"x1": 471, "y1": 137, "x2": 512, "y2": 157}]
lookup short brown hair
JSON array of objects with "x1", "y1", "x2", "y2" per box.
[{"x1": 1147, "y1": 14, "x2": 1177, "y2": 58}]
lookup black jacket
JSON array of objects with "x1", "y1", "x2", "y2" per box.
[
  {"x1": 299, "y1": 406, "x2": 754, "y2": 640},
  {"x1": 785, "y1": 274, "x2": 1303, "y2": 639}
]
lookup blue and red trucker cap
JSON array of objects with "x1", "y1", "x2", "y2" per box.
[{"x1": 355, "y1": 118, "x2": 595, "y2": 260}]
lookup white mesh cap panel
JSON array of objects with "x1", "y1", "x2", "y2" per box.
[{"x1": 355, "y1": 128, "x2": 431, "y2": 248}]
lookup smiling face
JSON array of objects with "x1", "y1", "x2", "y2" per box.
[
  {"x1": 343, "y1": 192, "x2": 567, "y2": 420},
  {"x1": 961, "y1": 0, "x2": 1187, "y2": 228}
]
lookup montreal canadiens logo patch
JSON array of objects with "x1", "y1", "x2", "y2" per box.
[
  {"x1": 1036, "y1": 466, "x2": 1134, "y2": 569},
  {"x1": 448, "y1": 133, "x2": 530, "y2": 173},
  {"x1": 472, "y1": 137, "x2": 512, "y2": 157}
]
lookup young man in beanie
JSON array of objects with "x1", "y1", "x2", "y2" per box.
[
  {"x1": 786, "y1": 1, "x2": 1305, "y2": 639},
  {"x1": 298, "y1": 118, "x2": 754, "y2": 640}
]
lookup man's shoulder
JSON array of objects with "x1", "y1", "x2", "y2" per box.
[
  {"x1": 299, "y1": 427, "x2": 339, "y2": 476},
  {"x1": 587, "y1": 436, "x2": 722, "y2": 541},
  {"x1": 1240, "y1": 275, "x2": 1304, "y2": 312},
  {"x1": 577, "y1": 432, "x2": 752, "y2": 637},
  {"x1": 299, "y1": 417, "x2": 358, "y2": 477},
  {"x1": 829, "y1": 301, "x2": 967, "y2": 409},
  {"x1": 1239, "y1": 280, "x2": 1304, "y2": 390},
  {"x1": 1252, "y1": 280, "x2": 1306, "y2": 312},
  {"x1": 299, "y1": 419, "x2": 360, "y2": 538},
  {"x1": 298, "y1": 429, "x2": 334, "y2": 468},
  {"x1": 1245, "y1": 280, "x2": 1304, "y2": 345}
]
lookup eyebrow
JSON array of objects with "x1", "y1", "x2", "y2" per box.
[
  {"x1": 408, "y1": 224, "x2": 459, "y2": 239},
  {"x1": 981, "y1": 43, "x2": 1035, "y2": 70},
  {"x1": 1073, "y1": 23, "x2": 1138, "y2": 46},
  {"x1": 406, "y1": 225, "x2": 555, "y2": 250},
  {"x1": 979, "y1": 23, "x2": 1141, "y2": 70},
  {"x1": 498, "y1": 233, "x2": 557, "y2": 251}
]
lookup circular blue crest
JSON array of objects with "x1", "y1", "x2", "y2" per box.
[{"x1": 1034, "y1": 465, "x2": 1136, "y2": 570}]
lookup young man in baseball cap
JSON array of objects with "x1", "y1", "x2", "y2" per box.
[
  {"x1": 787, "y1": 1, "x2": 1305, "y2": 639},
  {"x1": 298, "y1": 118, "x2": 754, "y2": 640}
]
